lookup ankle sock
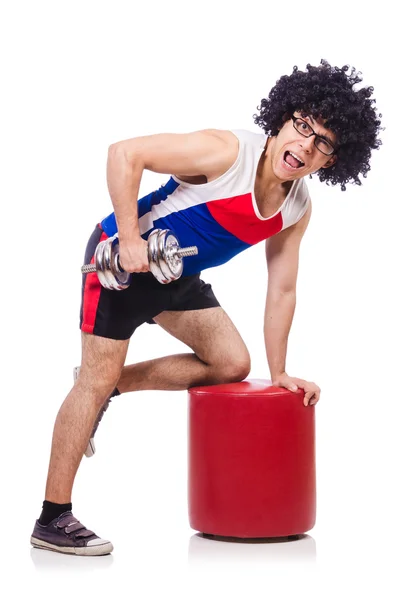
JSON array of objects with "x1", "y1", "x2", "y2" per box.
[{"x1": 39, "y1": 500, "x2": 72, "y2": 526}]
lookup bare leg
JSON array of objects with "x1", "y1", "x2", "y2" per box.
[
  {"x1": 116, "y1": 307, "x2": 251, "y2": 393},
  {"x1": 44, "y1": 333, "x2": 129, "y2": 503}
]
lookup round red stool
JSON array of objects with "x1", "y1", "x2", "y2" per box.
[{"x1": 188, "y1": 379, "x2": 316, "y2": 538}]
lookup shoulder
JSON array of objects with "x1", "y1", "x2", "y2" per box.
[
  {"x1": 179, "y1": 129, "x2": 240, "y2": 181},
  {"x1": 201, "y1": 128, "x2": 267, "y2": 151},
  {"x1": 193, "y1": 128, "x2": 238, "y2": 148},
  {"x1": 194, "y1": 129, "x2": 240, "y2": 175},
  {"x1": 171, "y1": 128, "x2": 265, "y2": 182},
  {"x1": 200, "y1": 129, "x2": 239, "y2": 161}
]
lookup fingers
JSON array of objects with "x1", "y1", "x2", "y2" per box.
[
  {"x1": 289, "y1": 379, "x2": 307, "y2": 394},
  {"x1": 304, "y1": 388, "x2": 320, "y2": 407},
  {"x1": 273, "y1": 376, "x2": 321, "y2": 406}
]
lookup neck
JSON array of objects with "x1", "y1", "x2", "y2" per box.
[{"x1": 259, "y1": 136, "x2": 293, "y2": 196}]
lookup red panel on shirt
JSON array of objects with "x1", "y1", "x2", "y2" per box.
[{"x1": 206, "y1": 193, "x2": 283, "y2": 245}]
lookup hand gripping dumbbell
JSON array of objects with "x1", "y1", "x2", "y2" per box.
[{"x1": 81, "y1": 229, "x2": 198, "y2": 290}]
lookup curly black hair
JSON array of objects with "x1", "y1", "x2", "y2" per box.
[{"x1": 253, "y1": 59, "x2": 383, "y2": 191}]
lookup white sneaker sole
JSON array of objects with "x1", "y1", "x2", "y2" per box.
[{"x1": 31, "y1": 536, "x2": 113, "y2": 556}]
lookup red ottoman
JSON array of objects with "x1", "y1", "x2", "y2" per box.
[{"x1": 188, "y1": 379, "x2": 316, "y2": 538}]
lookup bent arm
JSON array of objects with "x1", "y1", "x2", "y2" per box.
[
  {"x1": 106, "y1": 130, "x2": 238, "y2": 243},
  {"x1": 264, "y1": 201, "x2": 312, "y2": 379}
]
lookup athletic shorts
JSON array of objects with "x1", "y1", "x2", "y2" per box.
[{"x1": 80, "y1": 224, "x2": 220, "y2": 340}]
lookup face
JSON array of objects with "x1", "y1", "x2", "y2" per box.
[{"x1": 269, "y1": 112, "x2": 338, "y2": 181}]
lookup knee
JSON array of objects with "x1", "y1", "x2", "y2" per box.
[
  {"x1": 76, "y1": 367, "x2": 121, "y2": 405},
  {"x1": 217, "y1": 352, "x2": 251, "y2": 384}
]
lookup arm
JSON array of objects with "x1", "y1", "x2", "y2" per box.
[
  {"x1": 264, "y1": 200, "x2": 312, "y2": 380},
  {"x1": 106, "y1": 129, "x2": 238, "y2": 249}
]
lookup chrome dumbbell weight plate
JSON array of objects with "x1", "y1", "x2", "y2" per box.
[
  {"x1": 93, "y1": 236, "x2": 131, "y2": 290},
  {"x1": 147, "y1": 229, "x2": 166, "y2": 283},
  {"x1": 147, "y1": 229, "x2": 183, "y2": 284},
  {"x1": 105, "y1": 236, "x2": 132, "y2": 290},
  {"x1": 157, "y1": 229, "x2": 184, "y2": 282}
]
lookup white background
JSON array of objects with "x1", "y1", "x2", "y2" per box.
[{"x1": 1, "y1": 0, "x2": 396, "y2": 598}]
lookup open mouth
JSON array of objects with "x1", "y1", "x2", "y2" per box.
[{"x1": 283, "y1": 151, "x2": 305, "y2": 170}]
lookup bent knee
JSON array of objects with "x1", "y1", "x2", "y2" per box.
[
  {"x1": 217, "y1": 352, "x2": 251, "y2": 383},
  {"x1": 76, "y1": 366, "x2": 121, "y2": 402}
]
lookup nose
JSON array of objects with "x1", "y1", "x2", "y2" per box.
[{"x1": 299, "y1": 136, "x2": 316, "y2": 153}]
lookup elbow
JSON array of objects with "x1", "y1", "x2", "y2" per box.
[
  {"x1": 108, "y1": 141, "x2": 125, "y2": 156},
  {"x1": 268, "y1": 287, "x2": 296, "y2": 299},
  {"x1": 107, "y1": 140, "x2": 142, "y2": 168}
]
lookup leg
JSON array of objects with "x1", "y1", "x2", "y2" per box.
[
  {"x1": 116, "y1": 307, "x2": 251, "y2": 392},
  {"x1": 44, "y1": 332, "x2": 129, "y2": 503}
]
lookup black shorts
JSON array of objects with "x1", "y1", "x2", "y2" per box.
[{"x1": 80, "y1": 225, "x2": 220, "y2": 340}]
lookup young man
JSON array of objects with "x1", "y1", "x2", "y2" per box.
[{"x1": 31, "y1": 60, "x2": 382, "y2": 555}]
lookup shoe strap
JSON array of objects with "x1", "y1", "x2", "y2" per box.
[{"x1": 57, "y1": 514, "x2": 95, "y2": 538}]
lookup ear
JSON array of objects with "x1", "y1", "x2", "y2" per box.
[{"x1": 281, "y1": 111, "x2": 291, "y2": 123}]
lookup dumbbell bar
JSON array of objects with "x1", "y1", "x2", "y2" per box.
[{"x1": 81, "y1": 228, "x2": 198, "y2": 290}]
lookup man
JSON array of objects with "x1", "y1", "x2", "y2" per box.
[{"x1": 31, "y1": 59, "x2": 382, "y2": 555}]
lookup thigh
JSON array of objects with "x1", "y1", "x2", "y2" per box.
[
  {"x1": 78, "y1": 332, "x2": 130, "y2": 391},
  {"x1": 153, "y1": 307, "x2": 250, "y2": 366}
]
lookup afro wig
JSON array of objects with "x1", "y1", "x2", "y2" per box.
[{"x1": 253, "y1": 59, "x2": 383, "y2": 191}]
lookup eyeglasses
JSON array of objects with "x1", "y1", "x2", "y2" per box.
[{"x1": 291, "y1": 115, "x2": 336, "y2": 156}]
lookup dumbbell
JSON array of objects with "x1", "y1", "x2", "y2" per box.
[{"x1": 81, "y1": 228, "x2": 198, "y2": 290}]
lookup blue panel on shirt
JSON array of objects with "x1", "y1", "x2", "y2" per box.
[
  {"x1": 142, "y1": 203, "x2": 250, "y2": 276},
  {"x1": 100, "y1": 177, "x2": 180, "y2": 236},
  {"x1": 138, "y1": 177, "x2": 180, "y2": 218}
]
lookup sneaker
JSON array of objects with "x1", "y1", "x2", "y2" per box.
[
  {"x1": 31, "y1": 511, "x2": 113, "y2": 556},
  {"x1": 73, "y1": 366, "x2": 116, "y2": 458}
]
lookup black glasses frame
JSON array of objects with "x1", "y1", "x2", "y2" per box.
[{"x1": 291, "y1": 115, "x2": 336, "y2": 156}]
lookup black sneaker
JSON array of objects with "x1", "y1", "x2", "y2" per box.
[
  {"x1": 31, "y1": 511, "x2": 113, "y2": 556},
  {"x1": 73, "y1": 366, "x2": 116, "y2": 458}
]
